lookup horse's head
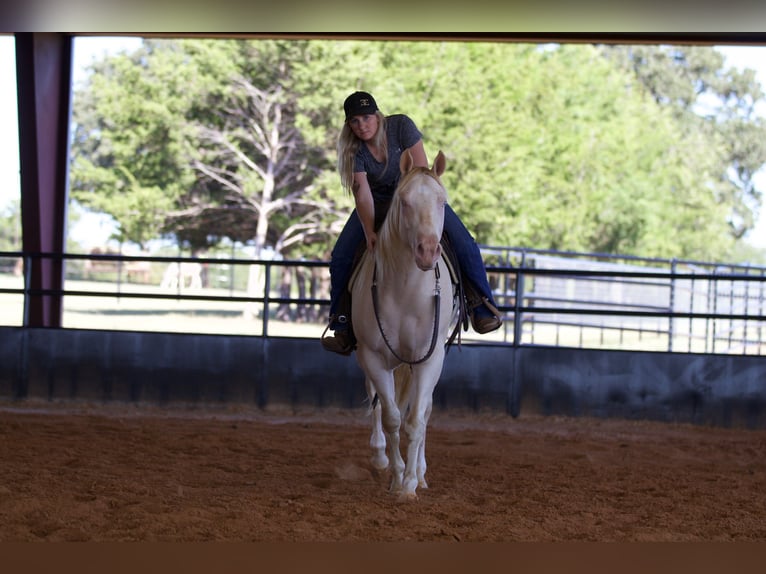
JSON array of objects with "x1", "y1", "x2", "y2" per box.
[{"x1": 384, "y1": 150, "x2": 448, "y2": 271}]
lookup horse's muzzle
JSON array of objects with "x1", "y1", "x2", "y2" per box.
[{"x1": 415, "y1": 238, "x2": 441, "y2": 271}]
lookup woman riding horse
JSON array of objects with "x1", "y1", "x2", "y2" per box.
[{"x1": 321, "y1": 91, "x2": 501, "y2": 355}]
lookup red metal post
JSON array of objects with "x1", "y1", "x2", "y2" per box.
[{"x1": 15, "y1": 32, "x2": 72, "y2": 327}]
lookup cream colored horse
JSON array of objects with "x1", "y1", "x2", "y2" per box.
[{"x1": 351, "y1": 150, "x2": 456, "y2": 500}]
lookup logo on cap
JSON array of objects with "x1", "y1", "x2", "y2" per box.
[{"x1": 344, "y1": 91, "x2": 378, "y2": 119}]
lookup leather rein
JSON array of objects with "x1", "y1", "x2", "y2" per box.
[{"x1": 371, "y1": 262, "x2": 442, "y2": 366}]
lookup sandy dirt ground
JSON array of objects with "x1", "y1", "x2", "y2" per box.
[{"x1": 0, "y1": 399, "x2": 764, "y2": 542}]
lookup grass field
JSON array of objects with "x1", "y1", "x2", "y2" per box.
[{"x1": 0, "y1": 274, "x2": 323, "y2": 338}]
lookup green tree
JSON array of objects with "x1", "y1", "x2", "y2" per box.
[
  {"x1": 70, "y1": 38, "x2": 766, "y2": 265},
  {"x1": 70, "y1": 40, "x2": 201, "y2": 249},
  {"x1": 172, "y1": 40, "x2": 350, "y2": 258},
  {"x1": 352, "y1": 41, "x2": 739, "y2": 260},
  {"x1": 70, "y1": 39, "x2": 355, "y2": 259},
  {"x1": 0, "y1": 200, "x2": 21, "y2": 251},
  {"x1": 601, "y1": 44, "x2": 766, "y2": 240}
]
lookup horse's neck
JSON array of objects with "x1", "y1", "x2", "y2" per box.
[{"x1": 375, "y1": 234, "x2": 413, "y2": 284}]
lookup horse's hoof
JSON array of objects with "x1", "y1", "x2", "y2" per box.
[
  {"x1": 397, "y1": 490, "x2": 419, "y2": 502},
  {"x1": 370, "y1": 455, "x2": 388, "y2": 471}
]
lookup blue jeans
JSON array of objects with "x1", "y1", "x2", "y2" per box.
[{"x1": 328, "y1": 204, "x2": 497, "y2": 329}]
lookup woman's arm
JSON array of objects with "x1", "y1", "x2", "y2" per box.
[
  {"x1": 352, "y1": 172, "x2": 378, "y2": 252},
  {"x1": 406, "y1": 139, "x2": 428, "y2": 168}
]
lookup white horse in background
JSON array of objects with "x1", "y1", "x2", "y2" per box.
[
  {"x1": 160, "y1": 261, "x2": 203, "y2": 290},
  {"x1": 351, "y1": 150, "x2": 456, "y2": 500}
]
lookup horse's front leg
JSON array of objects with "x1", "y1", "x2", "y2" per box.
[
  {"x1": 401, "y1": 410, "x2": 428, "y2": 498},
  {"x1": 376, "y1": 388, "x2": 404, "y2": 492},
  {"x1": 366, "y1": 379, "x2": 388, "y2": 471},
  {"x1": 416, "y1": 401, "x2": 432, "y2": 489},
  {"x1": 379, "y1": 392, "x2": 405, "y2": 493},
  {"x1": 358, "y1": 357, "x2": 405, "y2": 492},
  {"x1": 401, "y1": 363, "x2": 441, "y2": 499}
]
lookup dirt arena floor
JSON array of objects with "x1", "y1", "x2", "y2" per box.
[{"x1": 0, "y1": 399, "x2": 764, "y2": 542}]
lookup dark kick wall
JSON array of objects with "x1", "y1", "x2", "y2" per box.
[{"x1": 0, "y1": 327, "x2": 764, "y2": 428}]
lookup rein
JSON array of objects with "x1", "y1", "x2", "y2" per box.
[{"x1": 371, "y1": 262, "x2": 441, "y2": 366}]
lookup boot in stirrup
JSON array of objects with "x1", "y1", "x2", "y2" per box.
[
  {"x1": 470, "y1": 298, "x2": 502, "y2": 334},
  {"x1": 320, "y1": 315, "x2": 355, "y2": 355}
]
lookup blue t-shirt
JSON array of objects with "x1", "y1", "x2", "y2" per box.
[{"x1": 353, "y1": 114, "x2": 423, "y2": 204}]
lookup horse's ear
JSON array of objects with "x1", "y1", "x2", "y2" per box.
[
  {"x1": 433, "y1": 150, "x2": 446, "y2": 177},
  {"x1": 400, "y1": 149, "x2": 414, "y2": 174}
]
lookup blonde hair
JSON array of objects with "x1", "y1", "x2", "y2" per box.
[{"x1": 337, "y1": 111, "x2": 388, "y2": 193}]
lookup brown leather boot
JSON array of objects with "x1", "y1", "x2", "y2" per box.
[
  {"x1": 320, "y1": 313, "x2": 355, "y2": 355},
  {"x1": 470, "y1": 298, "x2": 502, "y2": 334},
  {"x1": 321, "y1": 329, "x2": 355, "y2": 355}
]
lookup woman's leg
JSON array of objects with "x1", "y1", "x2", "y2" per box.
[
  {"x1": 328, "y1": 210, "x2": 365, "y2": 330},
  {"x1": 442, "y1": 205, "x2": 501, "y2": 332}
]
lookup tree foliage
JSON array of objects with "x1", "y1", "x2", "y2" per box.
[
  {"x1": 0, "y1": 200, "x2": 21, "y2": 252},
  {"x1": 69, "y1": 38, "x2": 766, "y2": 263},
  {"x1": 601, "y1": 44, "x2": 766, "y2": 242}
]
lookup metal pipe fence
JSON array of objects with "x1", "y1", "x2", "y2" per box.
[{"x1": 1, "y1": 249, "x2": 765, "y2": 355}]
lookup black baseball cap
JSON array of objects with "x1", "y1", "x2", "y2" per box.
[{"x1": 344, "y1": 91, "x2": 378, "y2": 120}]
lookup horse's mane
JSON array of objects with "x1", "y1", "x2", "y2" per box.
[{"x1": 376, "y1": 167, "x2": 446, "y2": 280}]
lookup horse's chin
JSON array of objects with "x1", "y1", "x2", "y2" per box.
[{"x1": 416, "y1": 262, "x2": 436, "y2": 272}]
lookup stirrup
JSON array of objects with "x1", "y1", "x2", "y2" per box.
[{"x1": 477, "y1": 297, "x2": 501, "y2": 318}]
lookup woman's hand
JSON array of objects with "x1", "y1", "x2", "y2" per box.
[
  {"x1": 365, "y1": 231, "x2": 377, "y2": 252},
  {"x1": 353, "y1": 173, "x2": 377, "y2": 252}
]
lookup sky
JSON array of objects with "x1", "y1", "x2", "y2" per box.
[
  {"x1": 0, "y1": 35, "x2": 143, "y2": 248},
  {"x1": 2, "y1": 36, "x2": 766, "y2": 252}
]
